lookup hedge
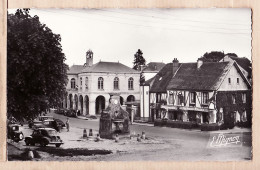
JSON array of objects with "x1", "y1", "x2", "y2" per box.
[
  {"x1": 166, "y1": 120, "x2": 197, "y2": 129},
  {"x1": 201, "y1": 123, "x2": 220, "y2": 131}
]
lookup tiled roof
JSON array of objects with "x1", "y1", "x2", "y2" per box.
[
  {"x1": 166, "y1": 62, "x2": 232, "y2": 91},
  {"x1": 67, "y1": 65, "x2": 84, "y2": 74},
  {"x1": 143, "y1": 62, "x2": 166, "y2": 72},
  {"x1": 81, "y1": 61, "x2": 139, "y2": 73},
  {"x1": 149, "y1": 63, "x2": 179, "y2": 93}
]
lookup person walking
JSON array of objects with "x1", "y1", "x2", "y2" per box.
[{"x1": 66, "y1": 118, "x2": 70, "y2": 132}]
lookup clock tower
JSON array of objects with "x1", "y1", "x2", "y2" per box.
[{"x1": 85, "y1": 49, "x2": 93, "y2": 67}]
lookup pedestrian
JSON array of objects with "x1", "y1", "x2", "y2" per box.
[{"x1": 66, "y1": 118, "x2": 70, "y2": 132}]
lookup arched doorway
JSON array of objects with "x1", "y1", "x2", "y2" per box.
[
  {"x1": 84, "y1": 95, "x2": 89, "y2": 115},
  {"x1": 69, "y1": 94, "x2": 73, "y2": 109},
  {"x1": 96, "y1": 95, "x2": 105, "y2": 115},
  {"x1": 79, "y1": 95, "x2": 83, "y2": 115},
  {"x1": 120, "y1": 96, "x2": 124, "y2": 105},
  {"x1": 127, "y1": 95, "x2": 135, "y2": 102},
  {"x1": 74, "y1": 94, "x2": 78, "y2": 110}
]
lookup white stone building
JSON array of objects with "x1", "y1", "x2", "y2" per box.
[{"x1": 64, "y1": 51, "x2": 140, "y2": 116}]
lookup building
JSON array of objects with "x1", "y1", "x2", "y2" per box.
[
  {"x1": 140, "y1": 62, "x2": 165, "y2": 81},
  {"x1": 64, "y1": 51, "x2": 140, "y2": 116},
  {"x1": 219, "y1": 55, "x2": 252, "y2": 83},
  {"x1": 141, "y1": 58, "x2": 252, "y2": 128}
]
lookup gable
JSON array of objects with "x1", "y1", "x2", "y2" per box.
[{"x1": 217, "y1": 64, "x2": 250, "y2": 91}]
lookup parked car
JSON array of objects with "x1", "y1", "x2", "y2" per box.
[
  {"x1": 64, "y1": 109, "x2": 77, "y2": 117},
  {"x1": 7, "y1": 124, "x2": 24, "y2": 142},
  {"x1": 32, "y1": 120, "x2": 63, "y2": 132},
  {"x1": 29, "y1": 116, "x2": 54, "y2": 128},
  {"x1": 55, "y1": 108, "x2": 68, "y2": 115},
  {"x1": 38, "y1": 116, "x2": 54, "y2": 121},
  {"x1": 25, "y1": 128, "x2": 63, "y2": 147},
  {"x1": 54, "y1": 118, "x2": 66, "y2": 128}
]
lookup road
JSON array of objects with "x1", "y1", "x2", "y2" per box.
[{"x1": 49, "y1": 111, "x2": 252, "y2": 161}]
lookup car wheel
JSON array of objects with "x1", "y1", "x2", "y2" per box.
[
  {"x1": 55, "y1": 144, "x2": 61, "y2": 147},
  {"x1": 25, "y1": 139, "x2": 30, "y2": 146}
]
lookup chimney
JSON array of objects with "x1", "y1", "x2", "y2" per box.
[
  {"x1": 197, "y1": 58, "x2": 203, "y2": 69},
  {"x1": 140, "y1": 65, "x2": 146, "y2": 72},
  {"x1": 172, "y1": 58, "x2": 179, "y2": 73}
]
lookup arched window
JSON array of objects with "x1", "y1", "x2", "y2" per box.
[
  {"x1": 85, "y1": 77, "x2": 88, "y2": 89},
  {"x1": 114, "y1": 77, "x2": 119, "y2": 90},
  {"x1": 128, "y1": 77, "x2": 134, "y2": 90},
  {"x1": 80, "y1": 77, "x2": 82, "y2": 89},
  {"x1": 98, "y1": 77, "x2": 104, "y2": 90},
  {"x1": 71, "y1": 78, "x2": 76, "y2": 89}
]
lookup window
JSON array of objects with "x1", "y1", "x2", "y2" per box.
[
  {"x1": 71, "y1": 78, "x2": 76, "y2": 89},
  {"x1": 80, "y1": 77, "x2": 82, "y2": 89},
  {"x1": 177, "y1": 93, "x2": 183, "y2": 105},
  {"x1": 85, "y1": 77, "x2": 88, "y2": 89},
  {"x1": 114, "y1": 77, "x2": 119, "y2": 90},
  {"x1": 242, "y1": 93, "x2": 246, "y2": 103},
  {"x1": 169, "y1": 92, "x2": 173, "y2": 104},
  {"x1": 237, "y1": 78, "x2": 240, "y2": 84},
  {"x1": 228, "y1": 78, "x2": 231, "y2": 84},
  {"x1": 190, "y1": 92, "x2": 196, "y2": 104},
  {"x1": 98, "y1": 77, "x2": 104, "y2": 90},
  {"x1": 201, "y1": 92, "x2": 209, "y2": 104},
  {"x1": 128, "y1": 77, "x2": 134, "y2": 90},
  {"x1": 232, "y1": 94, "x2": 236, "y2": 104}
]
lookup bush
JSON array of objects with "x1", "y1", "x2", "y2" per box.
[
  {"x1": 154, "y1": 119, "x2": 167, "y2": 126},
  {"x1": 166, "y1": 120, "x2": 197, "y2": 129},
  {"x1": 201, "y1": 123, "x2": 220, "y2": 131}
]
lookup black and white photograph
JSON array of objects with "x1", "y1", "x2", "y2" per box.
[{"x1": 7, "y1": 8, "x2": 252, "y2": 161}]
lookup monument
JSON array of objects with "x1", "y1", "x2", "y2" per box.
[{"x1": 99, "y1": 95, "x2": 130, "y2": 139}]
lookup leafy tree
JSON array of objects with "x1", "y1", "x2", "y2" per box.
[
  {"x1": 199, "y1": 51, "x2": 239, "y2": 62},
  {"x1": 133, "y1": 49, "x2": 146, "y2": 84},
  {"x1": 7, "y1": 9, "x2": 68, "y2": 121},
  {"x1": 225, "y1": 53, "x2": 238, "y2": 58},
  {"x1": 199, "y1": 51, "x2": 225, "y2": 62}
]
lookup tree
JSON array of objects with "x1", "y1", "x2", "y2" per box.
[
  {"x1": 133, "y1": 49, "x2": 146, "y2": 84},
  {"x1": 7, "y1": 9, "x2": 68, "y2": 121},
  {"x1": 199, "y1": 51, "x2": 225, "y2": 62}
]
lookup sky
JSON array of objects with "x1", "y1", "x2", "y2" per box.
[{"x1": 9, "y1": 8, "x2": 252, "y2": 68}]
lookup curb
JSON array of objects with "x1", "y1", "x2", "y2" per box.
[{"x1": 132, "y1": 122, "x2": 154, "y2": 127}]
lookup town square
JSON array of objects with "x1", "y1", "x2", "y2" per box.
[{"x1": 7, "y1": 8, "x2": 252, "y2": 161}]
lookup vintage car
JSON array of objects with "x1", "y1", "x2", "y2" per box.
[
  {"x1": 25, "y1": 128, "x2": 64, "y2": 147},
  {"x1": 55, "y1": 108, "x2": 68, "y2": 115},
  {"x1": 32, "y1": 119, "x2": 63, "y2": 132},
  {"x1": 28, "y1": 116, "x2": 54, "y2": 128},
  {"x1": 64, "y1": 109, "x2": 77, "y2": 117},
  {"x1": 54, "y1": 118, "x2": 66, "y2": 128},
  {"x1": 7, "y1": 124, "x2": 24, "y2": 142}
]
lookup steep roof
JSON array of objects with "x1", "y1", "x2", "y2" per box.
[
  {"x1": 67, "y1": 65, "x2": 84, "y2": 74},
  {"x1": 166, "y1": 62, "x2": 242, "y2": 91},
  {"x1": 228, "y1": 56, "x2": 252, "y2": 75},
  {"x1": 81, "y1": 61, "x2": 139, "y2": 73},
  {"x1": 149, "y1": 63, "x2": 179, "y2": 93},
  {"x1": 143, "y1": 62, "x2": 166, "y2": 72}
]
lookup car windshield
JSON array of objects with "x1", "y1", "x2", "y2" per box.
[
  {"x1": 12, "y1": 126, "x2": 19, "y2": 131},
  {"x1": 47, "y1": 130, "x2": 57, "y2": 135}
]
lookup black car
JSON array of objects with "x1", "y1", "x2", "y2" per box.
[
  {"x1": 64, "y1": 109, "x2": 77, "y2": 117},
  {"x1": 25, "y1": 128, "x2": 64, "y2": 147},
  {"x1": 54, "y1": 118, "x2": 66, "y2": 128},
  {"x1": 32, "y1": 120, "x2": 63, "y2": 132},
  {"x1": 7, "y1": 124, "x2": 24, "y2": 142}
]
